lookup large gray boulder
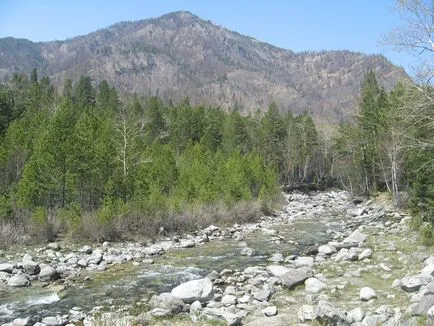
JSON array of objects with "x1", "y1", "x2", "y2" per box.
[
  {"x1": 280, "y1": 267, "x2": 311, "y2": 290},
  {"x1": 0, "y1": 263, "x2": 15, "y2": 273},
  {"x1": 22, "y1": 253, "x2": 40, "y2": 276},
  {"x1": 401, "y1": 275, "x2": 432, "y2": 292},
  {"x1": 305, "y1": 277, "x2": 327, "y2": 293},
  {"x1": 267, "y1": 265, "x2": 291, "y2": 278},
  {"x1": 171, "y1": 278, "x2": 214, "y2": 303},
  {"x1": 347, "y1": 307, "x2": 364, "y2": 323},
  {"x1": 412, "y1": 294, "x2": 434, "y2": 315},
  {"x1": 343, "y1": 229, "x2": 367, "y2": 245},
  {"x1": 38, "y1": 265, "x2": 59, "y2": 282},
  {"x1": 149, "y1": 292, "x2": 186, "y2": 314},
  {"x1": 87, "y1": 252, "x2": 103, "y2": 265},
  {"x1": 7, "y1": 273, "x2": 30, "y2": 287},
  {"x1": 315, "y1": 300, "x2": 350, "y2": 325},
  {"x1": 360, "y1": 287, "x2": 377, "y2": 301},
  {"x1": 318, "y1": 244, "x2": 337, "y2": 255},
  {"x1": 294, "y1": 256, "x2": 314, "y2": 268}
]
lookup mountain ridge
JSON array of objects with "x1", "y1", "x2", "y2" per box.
[{"x1": 0, "y1": 11, "x2": 406, "y2": 123}]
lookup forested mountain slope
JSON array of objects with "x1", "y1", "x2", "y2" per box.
[{"x1": 0, "y1": 11, "x2": 406, "y2": 123}]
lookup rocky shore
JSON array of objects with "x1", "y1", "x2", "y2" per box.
[{"x1": 1, "y1": 190, "x2": 433, "y2": 325}]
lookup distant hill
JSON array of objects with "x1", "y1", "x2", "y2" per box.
[{"x1": 0, "y1": 11, "x2": 406, "y2": 123}]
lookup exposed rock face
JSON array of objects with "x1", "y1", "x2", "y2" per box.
[{"x1": 0, "y1": 11, "x2": 406, "y2": 124}]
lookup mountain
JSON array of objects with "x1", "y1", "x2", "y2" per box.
[{"x1": 0, "y1": 11, "x2": 406, "y2": 123}]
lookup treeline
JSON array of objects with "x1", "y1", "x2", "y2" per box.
[
  {"x1": 0, "y1": 70, "x2": 323, "y2": 243},
  {"x1": 333, "y1": 71, "x2": 433, "y2": 236},
  {"x1": 0, "y1": 69, "x2": 432, "y2": 245}
]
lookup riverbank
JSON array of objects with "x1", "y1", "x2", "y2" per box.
[{"x1": 1, "y1": 190, "x2": 433, "y2": 325}]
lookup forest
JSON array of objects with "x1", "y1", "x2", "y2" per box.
[{"x1": 0, "y1": 68, "x2": 432, "y2": 246}]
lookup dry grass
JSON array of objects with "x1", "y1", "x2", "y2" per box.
[{"x1": 0, "y1": 199, "x2": 270, "y2": 245}]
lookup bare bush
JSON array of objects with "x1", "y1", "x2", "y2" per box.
[{"x1": 0, "y1": 220, "x2": 27, "y2": 249}]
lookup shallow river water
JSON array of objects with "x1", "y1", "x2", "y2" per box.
[{"x1": 0, "y1": 212, "x2": 345, "y2": 323}]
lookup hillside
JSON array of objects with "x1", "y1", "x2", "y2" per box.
[{"x1": 0, "y1": 11, "x2": 406, "y2": 123}]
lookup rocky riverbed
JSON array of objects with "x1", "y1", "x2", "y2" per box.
[{"x1": 1, "y1": 190, "x2": 433, "y2": 325}]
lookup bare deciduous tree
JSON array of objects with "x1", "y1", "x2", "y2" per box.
[{"x1": 384, "y1": 0, "x2": 434, "y2": 84}]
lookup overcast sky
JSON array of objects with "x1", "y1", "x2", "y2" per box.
[{"x1": 0, "y1": 0, "x2": 418, "y2": 75}]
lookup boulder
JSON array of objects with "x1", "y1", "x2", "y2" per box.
[
  {"x1": 253, "y1": 288, "x2": 272, "y2": 302},
  {"x1": 263, "y1": 306, "x2": 277, "y2": 316},
  {"x1": 240, "y1": 247, "x2": 255, "y2": 256},
  {"x1": 315, "y1": 300, "x2": 350, "y2": 326},
  {"x1": 412, "y1": 294, "x2": 434, "y2": 315},
  {"x1": 87, "y1": 252, "x2": 103, "y2": 265},
  {"x1": 335, "y1": 248, "x2": 350, "y2": 262},
  {"x1": 7, "y1": 273, "x2": 30, "y2": 287},
  {"x1": 298, "y1": 304, "x2": 315, "y2": 322},
  {"x1": 180, "y1": 239, "x2": 195, "y2": 248},
  {"x1": 347, "y1": 307, "x2": 364, "y2": 323},
  {"x1": 171, "y1": 278, "x2": 213, "y2": 303},
  {"x1": 0, "y1": 271, "x2": 11, "y2": 281},
  {"x1": 280, "y1": 268, "x2": 310, "y2": 290},
  {"x1": 360, "y1": 287, "x2": 377, "y2": 301},
  {"x1": 0, "y1": 263, "x2": 14, "y2": 273},
  {"x1": 41, "y1": 316, "x2": 68, "y2": 326},
  {"x1": 358, "y1": 248, "x2": 373, "y2": 260},
  {"x1": 22, "y1": 254, "x2": 40, "y2": 275},
  {"x1": 421, "y1": 264, "x2": 434, "y2": 276},
  {"x1": 149, "y1": 293, "x2": 186, "y2": 314},
  {"x1": 81, "y1": 245, "x2": 93, "y2": 254},
  {"x1": 343, "y1": 229, "x2": 367, "y2": 245},
  {"x1": 269, "y1": 252, "x2": 284, "y2": 263},
  {"x1": 202, "y1": 307, "x2": 242, "y2": 326},
  {"x1": 305, "y1": 277, "x2": 327, "y2": 293},
  {"x1": 221, "y1": 294, "x2": 237, "y2": 306},
  {"x1": 143, "y1": 244, "x2": 164, "y2": 256},
  {"x1": 401, "y1": 275, "x2": 432, "y2": 292},
  {"x1": 318, "y1": 244, "x2": 337, "y2": 255},
  {"x1": 267, "y1": 265, "x2": 291, "y2": 278},
  {"x1": 38, "y1": 266, "x2": 59, "y2": 282},
  {"x1": 150, "y1": 308, "x2": 170, "y2": 317},
  {"x1": 294, "y1": 256, "x2": 314, "y2": 268},
  {"x1": 47, "y1": 242, "x2": 61, "y2": 251},
  {"x1": 362, "y1": 315, "x2": 383, "y2": 326}
]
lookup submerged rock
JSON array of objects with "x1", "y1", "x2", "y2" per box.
[{"x1": 240, "y1": 247, "x2": 255, "y2": 256}]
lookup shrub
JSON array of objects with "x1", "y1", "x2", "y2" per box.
[{"x1": 420, "y1": 222, "x2": 433, "y2": 245}]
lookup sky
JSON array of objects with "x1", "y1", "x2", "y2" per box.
[{"x1": 0, "y1": 0, "x2": 418, "y2": 75}]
